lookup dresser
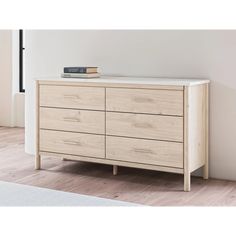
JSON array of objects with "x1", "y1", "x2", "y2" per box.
[{"x1": 35, "y1": 76, "x2": 210, "y2": 191}]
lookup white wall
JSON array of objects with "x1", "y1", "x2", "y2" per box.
[
  {"x1": 25, "y1": 30, "x2": 236, "y2": 181},
  {"x1": 0, "y1": 30, "x2": 25, "y2": 128},
  {"x1": 14, "y1": 93, "x2": 25, "y2": 127},
  {"x1": 0, "y1": 30, "x2": 13, "y2": 126},
  {"x1": 12, "y1": 30, "x2": 25, "y2": 128}
]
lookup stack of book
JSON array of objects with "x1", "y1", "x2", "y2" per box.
[{"x1": 61, "y1": 67, "x2": 100, "y2": 78}]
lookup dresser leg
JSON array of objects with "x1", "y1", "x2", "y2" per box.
[
  {"x1": 35, "y1": 154, "x2": 41, "y2": 170},
  {"x1": 203, "y1": 82, "x2": 209, "y2": 180},
  {"x1": 203, "y1": 164, "x2": 209, "y2": 179},
  {"x1": 184, "y1": 172, "x2": 191, "y2": 192},
  {"x1": 113, "y1": 165, "x2": 118, "y2": 175}
]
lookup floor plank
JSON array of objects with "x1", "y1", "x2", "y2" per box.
[{"x1": 1, "y1": 127, "x2": 236, "y2": 206}]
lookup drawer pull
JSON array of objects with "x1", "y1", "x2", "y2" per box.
[
  {"x1": 63, "y1": 94, "x2": 80, "y2": 99},
  {"x1": 134, "y1": 97, "x2": 153, "y2": 103},
  {"x1": 63, "y1": 140, "x2": 81, "y2": 146},
  {"x1": 134, "y1": 123, "x2": 152, "y2": 129},
  {"x1": 63, "y1": 117, "x2": 81, "y2": 122},
  {"x1": 134, "y1": 148, "x2": 154, "y2": 154}
]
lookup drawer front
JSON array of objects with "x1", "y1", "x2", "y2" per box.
[
  {"x1": 40, "y1": 130, "x2": 105, "y2": 158},
  {"x1": 40, "y1": 85, "x2": 105, "y2": 110},
  {"x1": 106, "y1": 112, "x2": 183, "y2": 142},
  {"x1": 106, "y1": 136, "x2": 183, "y2": 168},
  {"x1": 106, "y1": 88, "x2": 183, "y2": 116},
  {"x1": 40, "y1": 107, "x2": 105, "y2": 134}
]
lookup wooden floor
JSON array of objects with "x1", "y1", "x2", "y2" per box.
[{"x1": 1, "y1": 127, "x2": 236, "y2": 206}]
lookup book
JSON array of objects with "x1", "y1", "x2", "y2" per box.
[
  {"x1": 61, "y1": 73, "x2": 100, "y2": 79},
  {"x1": 64, "y1": 67, "x2": 98, "y2": 74}
]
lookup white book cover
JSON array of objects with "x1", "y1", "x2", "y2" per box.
[{"x1": 61, "y1": 73, "x2": 100, "y2": 78}]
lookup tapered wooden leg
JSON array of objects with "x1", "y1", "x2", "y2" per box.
[
  {"x1": 113, "y1": 165, "x2": 118, "y2": 175},
  {"x1": 35, "y1": 154, "x2": 41, "y2": 170},
  {"x1": 203, "y1": 164, "x2": 209, "y2": 179},
  {"x1": 184, "y1": 171, "x2": 191, "y2": 192}
]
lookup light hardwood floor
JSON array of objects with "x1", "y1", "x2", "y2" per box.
[{"x1": 1, "y1": 126, "x2": 236, "y2": 206}]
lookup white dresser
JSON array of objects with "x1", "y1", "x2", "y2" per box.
[{"x1": 35, "y1": 76, "x2": 210, "y2": 191}]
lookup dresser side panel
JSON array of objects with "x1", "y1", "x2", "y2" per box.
[{"x1": 186, "y1": 84, "x2": 208, "y2": 172}]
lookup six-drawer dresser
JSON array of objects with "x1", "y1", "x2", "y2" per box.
[{"x1": 35, "y1": 76, "x2": 210, "y2": 191}]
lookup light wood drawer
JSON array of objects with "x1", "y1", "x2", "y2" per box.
[
  {"x1": 106, "y1": 88, "x2": 183, "y2": 116},
  {"x1": 106, "y1": 112, "x2": 183, "y2": 142},
  {"x1": 40, "y1": 130, "x2": 105, "y2": 158},
  {"x1": 40, "y1": 85, "x2": 105, "y2": 110},
  {"x1": 40, "y1": 107, "x2": 105, "y2": 134},
  {"x1": 106, "y1": 136, "x2": 183, "y2": 168}
]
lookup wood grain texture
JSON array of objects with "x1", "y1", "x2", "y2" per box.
[
  {"x1": 40, "y1": 85, "x2": 105, "y2": 110},
  {"x1": 40, "y1": 130, "x2": 105, "y2": 158},
  {"x1": 40, "y1": 151, "x2": 183, "y2": 174},
  {"x1": 37, "y1": 80, "x2": 209, "y2": 192},
  {"x1": 106, "y1": 88, "x2": 184, "y2": 116},
  {"x1": 106, "y1": 136, "x2": 183, "y2": 168},
  {"x1": 106, "y1": 112, "x2": 183, "y2": 142},
  {"x1": 203, "y1": 84, "x2": 209, "y2": 179},
  {"x1": 35, "y1": 81, "x2": 41, "y2": 170},
  {"x1": 186, "y1": 84, "x2": 208, "y2": 173},
  {"x1": 0, "y1": 127, "x2": 62, "y2": 181},
  {"x1": 183, "y1": 84, "x2": 209, "y2": 191},
  {"x1": 40, "y1": 107, "x2": 105, "y2": 134},
  {"x1": 184, "y1": 86, "x2": 191, "y2": 191},
  {"x1": 2, "y1": 127, "x2": 236, "y2": 206},
  {"x1": 39, "y1": 79, "x2": 185, "y2": 90}
]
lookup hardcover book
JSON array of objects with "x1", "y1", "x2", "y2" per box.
[{"x1": 64, "y1": 67, "x2": 98, "y2": 74}]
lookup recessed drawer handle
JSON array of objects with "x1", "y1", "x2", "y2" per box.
[
  {"x1": 134, "y1": 123, "x2": 152, "y2": 128},
  {"x1": 134, "y1": 97, "x2": 153, "y2": 103},
  {"x1": 63, "y1": 94, "x2": 80, "y2": 99},
  {"x1": 63, "y1": 140, "x2": 81, "y2": 146},
  {"x1": 63, "y1": 117, "x2": 81, "y2": 122},
  {"x1": 134, "y1": 148, "x2": 154, "y2": 154}
]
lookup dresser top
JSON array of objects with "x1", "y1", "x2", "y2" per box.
[{"x1": 37, "y1": 76, "x2": 210, "y2": 87}]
